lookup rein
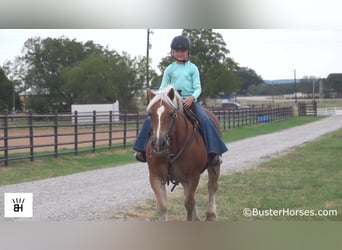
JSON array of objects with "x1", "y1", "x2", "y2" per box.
[
  {"x1": 169, "y1": 109, "x2": 199, "y2": 163},
  {"x1": 167, "y1": 108, "x2": 199, "y2": 191}
]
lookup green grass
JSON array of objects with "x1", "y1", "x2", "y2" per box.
[
  {"x1": 0, "y1": 116, "x2": 322, "y2": 186},
  {"x1": 219, "y1": 128, "x2": 342, "y2": 221},
  {"x1": 222, "y1": 116, "x2": 321, "y2": 142},
  {"x1": 317, "y1": 98, "x2": 342, "y2": 108},
  {"x1": 146, "y1": 128, "x2": 342, "y2": 221},
  {"x1": 0, "y1": 148, "x2": 135, "y2": 186}
]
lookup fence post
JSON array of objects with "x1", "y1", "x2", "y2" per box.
[
  {"x1": 233, "y1": 110, "x2": 236, "y2": 128},
  {"x1": 245, "y1": 109, "x2": 248, "y2": 126},
  {"x1": 54, "y1": 111, "x2": 58, "y2": 158},
  {"x1": 123, "y1": 112, "x2": 127, "y2": 148},
  {"x1": 223, "y1": 110, "x2": 226, "y2": 130},
  {"x1": 29, "y1": 111, "x2": 34, "y2": 162},
  {"x1": 313, "y1": 100, "x2": 317, "y2": 116},
  {"x1": 74, "y1": 111, "x2": 78, "y2": 155},
  {"x1": 3, "y1": 111, "x2": 9, "y2": 166},
  {"x1": 109, "y1": 111, "x2": 113, "y2": 148},
  {"x1": 136, "y1": 112, "x2": 140, "y2": 136},
  {"x1": 228, "y1": 110, "x2": 231, "y2": 128},
  {"x1": 92, "y1": 110, "x2": 96, "y2": 153}
]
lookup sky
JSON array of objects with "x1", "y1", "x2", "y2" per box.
[{"x1": 0, "y1": 29, "x2": 341, "y2": 80}]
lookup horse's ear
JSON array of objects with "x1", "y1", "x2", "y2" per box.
[
  {"x1": 168, "y1": 87, "x2": 175, "y2": 100},
  {"x1": 147, "y1": 88, "x2": 155, "y2": 100}
]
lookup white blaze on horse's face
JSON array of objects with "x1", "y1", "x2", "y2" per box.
[{"x1": 156, "y1": 105, "x2": 165, "y2": 141}]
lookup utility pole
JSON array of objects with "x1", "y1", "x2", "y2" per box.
[
  {"x1": 146, "y1": 29, "x2": 152, "y2": 88},
  {"x1": 12, "y1": 81, "x2": 15, "y2": 115},
  {"x1": 294, "y1": 69, "x2": 297, "y2": 104},
  {"x1": 271, "y1": 81, "x2": 275, "y2": 108},
  {"x1": 312, "y1": 79, "x2": 315, "y2": 101},
  {"x1": 319, "y1": 78, "x2": 323, "y2": 99}
]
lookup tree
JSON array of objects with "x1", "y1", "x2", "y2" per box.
[
  {"x1": 326, "y1": 73, "x2": 342, "y2": 97},
  {"x1": 0, "y1": 65, "x2": 22, "y2": 112},
  {"x1": 158, "y1": 29, "x2": 240, "y2": 99},
  {"x1": 61, "y1": 52, "x2": 150, "y2": 111},
  {"x1": 298, "y1": 76, "x2": 320, "y2": 97},
  {"x1": 14, "y1": 37, "x2": 106, "y2": 111},
  {"x1": 0, "y1": 67, "x2": 13, "y2": 111},
  {"x1": 61, "y1": 54, "x2": 119, "y2": 104},
  {"x1": 113, "y1": 53, "x2": 149, "y2": 110},
  {"x1": 9, "y1": 36, "x2": 153, "y2": 112},
  {"x1": 235, "y1": 67, "x2": 263, "y2": 94}
]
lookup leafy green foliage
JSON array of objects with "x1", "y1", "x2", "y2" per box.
[
  {"x1": 182, "y1": 29, "x2": 240, "y2": 98},
  {"x1": 327, "y1": 73, "x2": 342, "y2": 96},
  {"x1": 0, "y1": 67, "x2": 13, "y2": 111},
  {"x1": 61, "y1": 52, "x2": 146, "y2": 110},
  {"x1": 9, "y1": 37, "x2": 155, "y2": 112},
  {"x1": 236, "y1": 67, "x2": 263, "y2": 94}
]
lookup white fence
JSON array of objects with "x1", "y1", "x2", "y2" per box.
[
  {"x1": 317, "y1": 107, "x2": 342, "y2": 116},
  {"x1": 71, "y1": 102, "x2": 119, "y2": 124}
]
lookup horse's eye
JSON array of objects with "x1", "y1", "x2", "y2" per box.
[{"x1": 171, "y1": 112, "x2": 177, "y2": 118}]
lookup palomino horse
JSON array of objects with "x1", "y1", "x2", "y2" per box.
[{"x1": 145, "y1": 86, "x2": 221, "y2": 221}]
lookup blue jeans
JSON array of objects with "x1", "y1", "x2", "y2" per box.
[
  {"x1": 133, "y1": 117, "x2": 151, "y2": 152},
  {"x1": 133, "y1": 102, "x2": 228, "y2": 155}
]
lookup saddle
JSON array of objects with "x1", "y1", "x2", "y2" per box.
[
  {"x1": 176, "y1": 89, "x2": 203, "y2": 134},
  {"x1": 184, "y1": 104, "x2": 204, "y2": 138}
]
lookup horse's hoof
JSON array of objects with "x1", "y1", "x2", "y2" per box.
[{"x1": 205, "y1": 212, "x2": 217, "y2": 221}]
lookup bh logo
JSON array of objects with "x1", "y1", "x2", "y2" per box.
[
  {"x1": 4, "y1": 193, "x2": 33, "y2": 218},
  {"x1": 13, "y1": 197, "x2": 25, "y2": 212}
]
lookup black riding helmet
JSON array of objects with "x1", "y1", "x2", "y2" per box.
[
  {"x1": 171, "y1": 35, "x2": 190, "y2": 62},
  {"x1": 171, "y1": 35, "x2": 191, "y2": 51}
]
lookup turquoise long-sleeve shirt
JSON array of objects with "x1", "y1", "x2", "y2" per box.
[{"x1": 159, "y1": 61, "x2": 202, "y2": 101}]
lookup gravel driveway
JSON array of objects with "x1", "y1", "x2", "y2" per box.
[{"x1": 1, "y1": 115, "x2": 341, "y2": 221}]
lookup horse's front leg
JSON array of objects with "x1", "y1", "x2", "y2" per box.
[
  {"x1": 183, "y1": 176, "x2": 201, "y2": 221},
  {"x1": 206, "y1": 164, "x2": 220, "y2": 221},
  {"x1": 150, "y1": 175, "x2": 168, "y2": 221}
]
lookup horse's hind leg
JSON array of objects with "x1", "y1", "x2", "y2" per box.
[
  {"x1": 206, "y1": 164, "x2": 220, "y2": 221},
  {"x1": 150, "y1": 176, "x2": 168, "y2": 221},
  {"x1": 183, "y1": 176, "x2": 201, "y2": 221}
]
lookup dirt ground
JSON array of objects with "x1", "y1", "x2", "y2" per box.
[{"x1": 0, "y1": 127, "x2": 137, "y2": 154}]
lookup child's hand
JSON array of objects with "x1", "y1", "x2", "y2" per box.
[{"x1": 183, "y1": 96, "x2": 195, "y2": 108}]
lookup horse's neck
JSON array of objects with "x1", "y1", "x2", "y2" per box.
[{"x1": 170, "y1": 115, "x2": 194, "y2": 149}]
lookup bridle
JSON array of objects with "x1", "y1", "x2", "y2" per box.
[{"x1": 150, "y1": 101, "x2": 198, "y2": 160}]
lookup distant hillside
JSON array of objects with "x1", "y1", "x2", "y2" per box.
[
  {"x1": 264, "y1": 79, "x2": 300, "y2": 84},
  {"x1": 250, "y1": 78, "x2": 319, "y2": 96}
]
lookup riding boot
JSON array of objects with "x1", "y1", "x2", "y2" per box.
[
  {"x1": 208, "y1": 153, "x2": 222, "y2": 166},
  {"x1": 134, "y1": 151, "x2": 147, "y2": 162}
]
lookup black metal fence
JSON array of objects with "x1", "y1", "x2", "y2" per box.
[
  {"x1": 211, "y1": 106, "x2": 293, "y2": 129},
  {"x1": 298, "y1": 101, "x2": 317, "y2": 116},
  {"x1": 0, "y1": 106, "x2": 293, "y2": 166}
]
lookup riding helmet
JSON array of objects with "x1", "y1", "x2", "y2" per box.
[{"x1": 170, "y1": 35, "x2": 191, "y2": 51}]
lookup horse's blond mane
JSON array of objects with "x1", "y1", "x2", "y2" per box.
[{"x1": 147, "y1": 85, "x2": 184, "y2": 113}]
